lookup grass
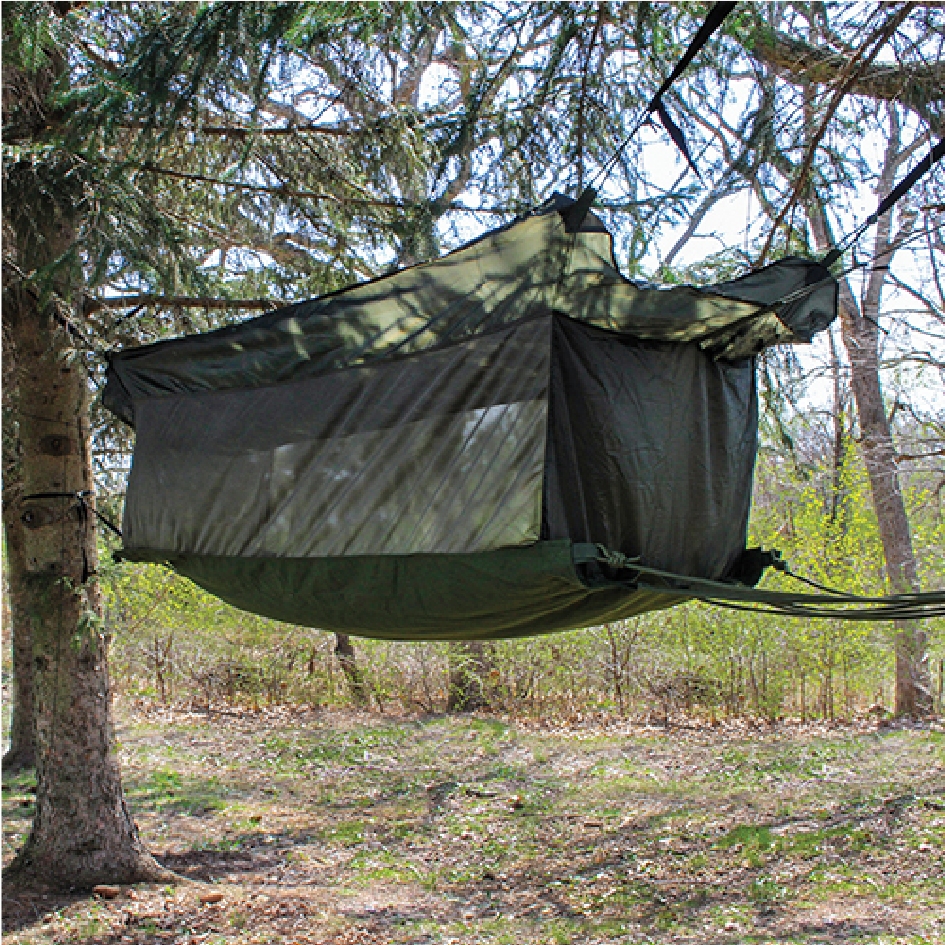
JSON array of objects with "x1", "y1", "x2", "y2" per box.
[{"x1": 3, "y1": 705, "x2": 945, "y2": 943}]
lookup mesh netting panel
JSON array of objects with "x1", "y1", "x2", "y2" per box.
[{"x1": 124, "y1": 318, "x2": 551, "y2": 557}]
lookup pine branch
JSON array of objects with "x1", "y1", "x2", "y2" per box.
[
  {"x1": 123, "y1": 121, "x2": 364, "y2": 138},
  {"x1": 748, "y1": 19, "x2": 945, "y2": 136},
  {"x1": 136, "y1": 163, "x2": 515, "y2": 214},
  {"x1": 139, "y1": 162, "x2": 404, "y2": 207},
  {"x1": 82, "y1": 295, "x2": 277, "y2": 314}
]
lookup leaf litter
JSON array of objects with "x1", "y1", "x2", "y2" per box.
[{"x1": 3, "y1": 702, "x2": 944, "y2": 943}]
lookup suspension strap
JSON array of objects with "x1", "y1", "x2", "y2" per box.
[
  {"x1": 647, "y1": 2, "x2": 738, "y2": 106},
  {"x1": 822, "y1": 136, "x2": 945, "y2": 268},
  {"x1": 646, "y1": 1, "x2": 737, "y2": 178},
  {"x1": 21, "y1": 490, "x2": 123, "y2": 539},
  {"x1": 572, "y1": 544, "x2": 945, "y2": 620},
  {"x1": 588, "y1": 2, "x2": 737, "y2": 208}
]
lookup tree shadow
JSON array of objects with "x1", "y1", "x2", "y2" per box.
[{"x1": 1, "y1": 875, "x2": 85, "y2": 934}]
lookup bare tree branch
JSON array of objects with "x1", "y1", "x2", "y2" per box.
[
  {"x1": 756, "y1": 3, "x2": 918, "y2": 266},
  {"x1": 135, "y1": 163, "x2": 515, "y2": 214},
  {"x1": 83, "y1": 295, "x2": 276, "y2": 314}
]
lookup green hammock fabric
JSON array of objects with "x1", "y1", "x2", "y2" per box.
[
  {"x1": 121, "y1": 541, "x2": 681, "y2": 641},
  {"x1": 106, "y1": 196, "x2": 843, "y2": 640}
]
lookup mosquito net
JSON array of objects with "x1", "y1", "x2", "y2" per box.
[{"x1": 104, "y1": 196, "x2": 838, "y2": 639}]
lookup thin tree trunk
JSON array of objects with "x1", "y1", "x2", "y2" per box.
[
  {"x1": 845, "y1": 307, "x2": 930, "y2": 715},
  {"x1": 3, "y1": 290, "x2": 173, "y2": 889},
  {"x1": 334, "y1": 632, "x2": 369, "y2": 707},
  {"x1": 827, "y1": 327, "x2": 849, "y2": 533},
  {"x1": 606, "y1": 626, "x2": 624, "y2": 715},
  {"x1": 806, "y1": 113, "x2": 931, "y2": 716}
]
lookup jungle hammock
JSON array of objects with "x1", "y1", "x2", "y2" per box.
[{"x1": 103, "y1": 196, "x2": 944, "y2": 639}]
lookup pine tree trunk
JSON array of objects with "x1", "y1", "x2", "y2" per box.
[
  {"x1": 2, "y1": 513, "x2": 37, "y2": 773},
  {"x1": 3, "y1": 289, "x2": 173, "y2": 889}
]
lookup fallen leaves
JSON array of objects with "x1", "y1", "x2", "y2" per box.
[
  {"x1": 92, "y1": 885, "x2": 121, "y2": 900},
  {"x1": 4, "y1": 706, "x2": 944, "y2": 944}
]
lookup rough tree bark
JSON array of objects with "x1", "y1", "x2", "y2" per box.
[
  {"x1": 1, "y1": 509, "x2": 37, "y2": 774},
  {"x1": 808, "y1": 115, "x2": 931, "y2": 716},
  {"x1": 3, "y1": 285, "x2": 174, "y2": 888},
  {"x1": 3, "y1": 352, "x2": 36, "y2": 771},
  {"x1": 749, "y1": 25, "x2": 945, "y2": 136}
]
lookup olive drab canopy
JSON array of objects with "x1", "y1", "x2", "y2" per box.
[{"x1": 104, "y1": 195, "x2": 839, "y2": 640}]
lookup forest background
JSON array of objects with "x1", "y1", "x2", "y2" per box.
[{"x1": 2, "y1": 0, "x2": 945, "y2": 890}]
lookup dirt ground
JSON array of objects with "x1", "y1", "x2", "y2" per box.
[{"x1": 3, "y1": 703, "x2": 944, "y2": 944}]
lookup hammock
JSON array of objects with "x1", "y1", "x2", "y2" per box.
[{"x1": 104, "y1": 195, "x2": 843, "y2": 640}]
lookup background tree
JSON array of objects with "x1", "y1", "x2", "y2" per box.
[{"x1": 641, "y1": 1, "x2": 944, "y2": 714}]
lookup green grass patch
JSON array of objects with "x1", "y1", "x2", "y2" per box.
[{"x1": 716, "y1": 823, "x2": 774, "y2": 850}]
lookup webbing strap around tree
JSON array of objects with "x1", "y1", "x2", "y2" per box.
[
  {"x1": 21, "y1": 490, "x2": 123, "y2": 539},
  {"x1": 573, "y1": 544, "x2": 945, "y2": 620}
]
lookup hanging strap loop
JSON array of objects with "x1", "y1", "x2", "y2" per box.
[
  {"x1": 591, "y1": 2, "x2": 737, "y2": 191},
  {"x1": 562, "y1": 186, "x2": 599, "y2": 232}
]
